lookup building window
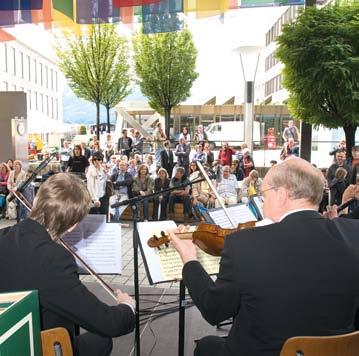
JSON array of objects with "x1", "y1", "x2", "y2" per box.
[
  {"x1": 45, "y1": 95, "x2": 49, "y2": 116},
  {"x1": 55, "y1": 98, "x2": 59, "y2": 119},
  {"x1": 55, "y1": 72, "x2": 58, "y2": 92},
  {"x1": 1, "y1": 43, "x2": 7, "y2": 72},
  {"x1": 50, "y1": 69, "x2": 53, "y2": 90},
  {"x1": 40, "y1": 94, "x2": 44, "y2": 113},
  {"x1": 50, "y1": 97, "x2": 54, "y2": 118},
  {"x1": 20, "y1": 51, "x2": 24, "y2": 78},
  {"x1": 28, "y1": 90, "x2": 32, "y2": 110},
  {"x1": 27, "y1": 55, "x2": 31, "y2": 81},
  {"x1": 34, "y1": 92, "x2": 38, "y2": 111},
  {"x1": 45, "y1": 66, "x2": 48, "y2": 89},
  {"x1": 2, "y1": 82, "x2": 8, "y2": 90},
  {"x1": 33, "y1": 59, "x2": 37, "y2": 84},
  {"x1": 40, "y1": 63, "x2": 43, "y2": 86},
  {"x1": 10, "y1": 47, "x2": 16, "y2": 76}
]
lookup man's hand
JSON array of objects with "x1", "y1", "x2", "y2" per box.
[
  {"x1": 167, "y1": 225, "x2": 197, "y2": 264},
  {"x1": 94, "y1": 201, "x2": 101, "y2": 208},
  {"x1": 322, "y1": 205, "x2": 338, "y2": 220},
  {"x1": 115, "y1": 289, "x2": 135, "y2": 308}
]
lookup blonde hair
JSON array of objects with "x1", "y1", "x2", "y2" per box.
[{"x1": 30, "y1": 173, "x2": 91, "y2": 240}]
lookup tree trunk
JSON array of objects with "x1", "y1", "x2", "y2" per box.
[
  {"x1": 343, "y1": 124, "x2": 357, "y2": 162},
  {"x1": 164, "y1": 106, "x2": 172, "y2": 141},
  {"x1": 96, "y1": 101, "x2": 100, "y2": 141},
  {"x1": 106, "y1": 105, "x2": 111, "y2": 134}
]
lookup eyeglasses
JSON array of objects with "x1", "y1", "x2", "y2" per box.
[{"x1": 262, "y1": 186, "x2": 276, "y2": 196}]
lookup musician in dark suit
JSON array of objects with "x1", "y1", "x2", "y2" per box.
[
  {"x1": 0, "y1": 173, "x2": 135, "y2": 356},
  {"x1": 169, "y1": 157, "x2": 359, "y2": 356},
  {"x1": 160, "y1": 140, "x2": 174, "y2": 177}
]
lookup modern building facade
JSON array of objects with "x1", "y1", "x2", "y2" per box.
[{"x1": 0, "y1": 37, "x2": 64, "y2": 145}]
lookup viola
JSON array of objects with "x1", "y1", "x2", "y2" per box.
[{"x1": 147, "y1": 221, "x2": 256, "y2": 256}]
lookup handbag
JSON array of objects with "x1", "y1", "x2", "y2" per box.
[{"x1": 105, "y1": 181, "x2": 115, "y2": 197}]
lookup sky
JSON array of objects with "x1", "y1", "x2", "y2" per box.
[{"x1": 5, "y1": 6, "x2": 287, "y2": 124}]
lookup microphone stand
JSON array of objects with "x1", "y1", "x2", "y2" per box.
[{"x1": 116, "y1": 176, "x2": 206, "y2": 356}]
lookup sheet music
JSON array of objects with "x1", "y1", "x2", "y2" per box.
[
  {"x1": 252, "y1": 196, "x2": 264, "y2": 220},
  {"x1": 63, "y1": 215, "x2": 122, "y2": 274},
  {"x1": 138, "y1": 221, "x2": 220, "y2": 284},
  {"x1": 208, "y1": 204, "x2": 257, "y2": 228}
]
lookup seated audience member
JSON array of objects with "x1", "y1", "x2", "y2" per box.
[
  {"x1": 6, "y1": 159, "x2": 14, "y2": 171},
  {"x1": 341, "y1": 175, "x2": 359, "y2": 215},
  {"x1": 327, "y1": 150, "x2": 352, "y2": 186},
  {"x1": 175, "y1": 137, "x2": 191, "y2": 175},
  {"x1": 152, "y1": 168, "x2": 170, "y2": 221},
  {"x1": 6, "y1": 160, "x2": 26, "y2": 220},
  {"x1": 109, "y1": 161, "x2": 133, "y2": 222},
  {"x1": 192, "y1": 164, "x2": 216, "y2": 209},
  {"x1": 218, "y1": 142, "x2": 235, "y2": 167},
  {"x1": 103, "y1": 134, "x2": 115, "y2": 163},
  {"x1": 214, "y1": 165, "x2": 238, "y2": 208},
  {"x1": 203, "y1": 142, "x2": 214, "y2": 168},
  {"x1": 107, "y1": 155, "x2": 119, "y2": 176},
  {"x1": 270, "y1": 160, "x2": 277, "y2": 167},
  {"x1": 0, "y1": 173, "x2": 135, "y2": 356},
  {"x1": 117, "y1": 129, "x2": 133, "y2": 158},
  {"x1": 168, "y1": 167, "x2": 192, "y2": 222},
  {"x1": 329, "y1": 167, "x2": 347, "y2": 206},
  {"x1": 132, "y1": 131, "x2": 145, "y2": 154},
  {"x1": 132, "y1": 164, "x2": 153, "y2": 221},
  {"x1": 67, "y1": 144, "x2": 89, "y2": 179},
  {"x1": 212, "y1": 159, "x2": 222, "y2": 181},
  {"x1": 81, "y1": 142, "x2": 92, "y2": 159},
  {"x1": 192, "y1": 144, "x2": 206, "y2": 165},
  {"x1": 189, "y1": 161, "x2": 200, "y2": 181},
  {"x1": 18, "y1": 169, "x2": 35, "y2": 222},
  {"x1": 230, "y1": 159, "x2": 244, "y2": 181},
  {"x1": 240, "y1": 169, "x2": 263, "y2": 203},
  {"x1": 86, "y1": 153, "x2": 108, "y2": 216},
  {"x1": 169, "y1": 157, "x2": 359, "y2": 356},
  {"x1": 280, "y1": 138, "x2": 299, "y2": 161},
  {"x1": 127, "y1": 159, "x2": 137, "y2": 177},
  {"x1": 0, "y1": 163, "x2": 9, "y2": 218},
  {"x1": 241, "y1": 148, "x2": 255, "y2": 177},
  {"x1": 145, "y1": 154, "x2": 157, "y2": 178}
]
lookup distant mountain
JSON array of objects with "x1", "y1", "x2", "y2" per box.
[{"x1": 62, "y1": 85, "x2": 146, "y2": 125}]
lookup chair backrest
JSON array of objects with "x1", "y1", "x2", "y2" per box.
[
  {"x1": 280, "y1": 331, "x2": 359, "y2": 356},
  {"x1": 40, "y1": 327, "x2": 73, "y2": 356}
]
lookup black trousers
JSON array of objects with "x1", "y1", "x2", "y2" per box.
[
  {"x1": 74, "y1": 332, "x2": 113, "y2": 356},
  {"x1": 194, "y1": 336, "x2": 226, "y2": 356},
  {"x1": 89, "y1": 195, "x2": 109, "y2": 216}
]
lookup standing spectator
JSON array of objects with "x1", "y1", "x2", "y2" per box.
[
  {"x1": 329, "y1": 139, "x2": 346, "y2": 161},
  {"x1": 67, "y1": 145, "x2": 89, "y2": 179},
  {"x1": 341, "y1": 176, "x2": 359, "y2": 214},
  {"x1": 168, "y1": 167, "x2": 192, "y2": 222},
  {"x1": 132, "y1": 164, "x2": 153, "y2": 221},
  {"x1": 327, "y1": 150, "x2": 352, "y2": 186},
  {"x1": 152, "y1": 168, "x2": 170, "y2": 221},
  {"x1": 153, "y1": 122, "x2": 167, "y2": 163},
  {"x1": 91, "y1": 141, "x2": 103, "y2": 157},
  {"x1": 192, "y1": 144, "x2": 206, "y2": 165},
  {"x1": 230, "y1": 160, "x2": 244, "y2": 181},
  {"x1": 329, "y1": 167, "x2": 348, "y2": 206},
  {"x1": 240, "y1": 170, "x2": 263, "y2": 203},
  {"x1": 203, "y1": 142, "x2": 214, "y2": 168},
  {"x1": 117, "y1": 129, "x2": 133, "y2": 158},
  {"x1": 128, "y1": 128, "x2": 136, "y2": 141},
  {"x1": 60, "y1": 140, "x2": 72, "y2": 172},
  {"x1": 110, "y1": 161, "x2": 133, "y2": 222},
  {"x1": 81, "y1": 142, "x2": 92, "y2": 159},
  {"x1": 242, "y1": 148, "x2": 255, "y2": 178},
  {"x1": 133, "y1": 131, "x2": 145, "y2": 154},
  {"x1": 193, "y1": 125, "x2": 207, "y2": 144},
  {"x1": 218, "y1": 142, "x2": 236, "y2": 167},
  {"x1": 86, "y1": 153, "x2": 108, "y2": 216},
  {"x1": 160, "y1": 140, "x2": 174, "y2": 177},
  {"x1": 175, "y1": 137, "x2": 191, "y2": 175},
  {"x1": 214, "y1": 165, "x2": 238, "y2": 207},
  {"x1": 103, "y1": 134, "x2": 115, "y2": 163},
  {"x1": 350, "y1": 145, "x2": 359, "y2": 184},
  {"x1": 179, "y1": 126, "x2": 191, "y2": 142},
  {"x1": 282, "y1": 119, "x2": 300, "y2": 142}
]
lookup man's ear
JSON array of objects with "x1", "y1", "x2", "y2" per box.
[
  {"x1": 67, "y1": 223, "x2": 78, "y2": 233},
  {"x1": 277, "y1": 187, "x2": 288, "y2": 209}
]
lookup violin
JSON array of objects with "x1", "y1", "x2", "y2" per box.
[{"x1": 147, "y1": 221, "x2": 256, "y2": 256}]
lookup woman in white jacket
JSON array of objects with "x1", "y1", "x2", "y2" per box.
[{"x1": 86, "y1": 152, "x2": 108, "y2": 215}]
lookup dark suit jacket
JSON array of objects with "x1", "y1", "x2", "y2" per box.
[
  {"x1": 160, "y1": 149, "x2": 174, "y2": 177},
  {"x1": 0, "y1": 219, "x2": 135, "y2": 345},
  {"x1": 183, "y1": 211, "x2": 359, "y2": 356}
]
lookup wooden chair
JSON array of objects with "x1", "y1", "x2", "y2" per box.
[
  {"x1": 41, "y1": 327, "x2": 73, "y2": 356},
  {"x1": 280, "y1": 331, "x2": 359, "y2": 356}
]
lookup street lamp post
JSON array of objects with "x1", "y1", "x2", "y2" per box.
[{"x1": 233, "y1": 46, "x2": 262, "y2": 154}]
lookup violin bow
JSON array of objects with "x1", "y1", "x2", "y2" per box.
[
  {"x1": 196, "y1": 162, "x2": 237, "y2": 228},
  {"x1": 12, "y1": 190, "x2": 118, "y2": 302}
]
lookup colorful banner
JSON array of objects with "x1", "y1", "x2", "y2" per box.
[
  {"x1": 76, "y1": 0, "x2": 115, "y2": 24},
  {"x1": 113, "y1": 0, "x2": 161, "y2": 7},
  {"x1": 0, "y1": 0, "x2": 42, "y2": 11},
  {"x1": 240, "y1": 0, "x2": 303, "y2": 7},
  {"x1": 31, "y1": 0, "x2": 52, "y2": 29}
]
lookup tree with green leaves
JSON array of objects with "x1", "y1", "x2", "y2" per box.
[
  {"x1": 57, "y1": 24, "x2": 131, "y2": 139},
  {"x1": 276, "y1": 2, "x2": 359, "y2": 159},
  {"x1": 133, "y1": 28, "x2": 199, "y2": 139}
]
